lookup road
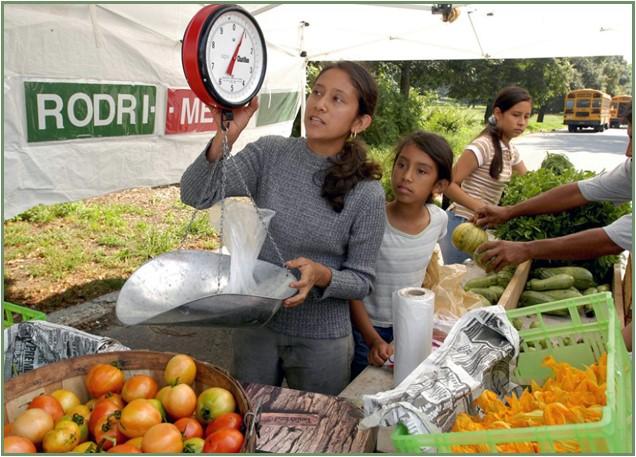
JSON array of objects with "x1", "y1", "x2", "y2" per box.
[{"x1": 516, "y1": 126, "x2": 629, "y2": 173}]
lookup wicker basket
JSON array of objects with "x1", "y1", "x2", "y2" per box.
[{"x1": 3, "y1": 351, "x2": 256, "y2": 452}]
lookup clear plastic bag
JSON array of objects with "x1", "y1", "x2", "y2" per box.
[{"x1": 210, "y1": 197, "x2": 276, "y2": 295}]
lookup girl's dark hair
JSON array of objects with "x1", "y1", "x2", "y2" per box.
[
  {"x1": 479, "y1": 86, "x2": 531, "y2": 179},
  {"x1": 318, "y1": 61, "x2": 382, "y2": 213},
  {"x1": 393, "y1": 131, "x2": 453, "y2": 203}
]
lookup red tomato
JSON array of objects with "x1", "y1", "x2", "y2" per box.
[
  {"x1": 205, "y1": 412, "x2": 243, "y2": 436},
  {"x1": 164, "y1": 384, "x2": 197, "y2": 419},
  {"x1": 196, "y1": 387, "x2": 236, "y2": 424},
  {"x1": 85, "y1": 363, "x2": 125, "y2": 398},
  {"x1": 108, "y1": 442, "x2": 143, "y2": 453},
  {"x1": 93, "y1": 413, "x2": 126, "y2": 451},
  {"x1": 121, "y1": 375, "x2": 158, "y2": 402},
  {"x1": 4, "y1": 435, "x2": 37, "y2": 453},
  {"x1": 97, "y1": 392, "x2": 126, "y2": 409},
  {"x1": 164, "y1": 354, "x2": 197, "y2": 386},
  {"x1": 141, "y1": 423, "x2": 183, "y2": 453},
  {"x1": 125, "y1": 436, "x2": 144, "y2": 450},
  {"x1": 28, "y1": 394, "x2": 64, "y2": 422},
  {"x1": 119, "y1": 399, "x2": 162, "y2": 438},
  {"x1": 174, "y1": 417, "x2": 203, "y2": 439},
  {"x1": 88, "y1": 399, "x2": 120, "y2": 436},
  {"x1": 203, "y1": 428, "x2": 244, "y2": 453}
]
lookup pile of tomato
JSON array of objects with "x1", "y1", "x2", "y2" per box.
[{"x1": 4, "y1": 354, "x2": 246, "y2": 454}]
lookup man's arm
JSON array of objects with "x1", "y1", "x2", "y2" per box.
[{"x1": 476, "y1": 227, "x2": 624, "y2": 272}]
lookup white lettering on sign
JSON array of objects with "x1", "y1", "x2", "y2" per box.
[
  {"x1": 37, "y1": 94, "x2": 64, "y2": 129},
  {"x1": 181, "y1": 97, "x2": 214, "y2": 126},
  {"x1": 117, "y1": 94, "x2": 136, "y2": 125},
  {"x1": 68, "y1": 93, "x2": 93, "y2": 127},
  {"x1": 93, "y1": 94, "x2": 116, "y2": 127}
]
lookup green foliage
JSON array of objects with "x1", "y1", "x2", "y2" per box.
[
  {"x1": 496, "y1": 168, "x2": 631, "y2": 282},
  {"x1": 540, "y1": 153, "x2": 574, "y2": 175},
  {"x1": 364, "y1": 73, "x2": 426, "y2": 146}
]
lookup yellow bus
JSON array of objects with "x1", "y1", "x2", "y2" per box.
[
  {"x1": 563, "y1": 89, "x2": 611, "y2": 132},
  {"x1": 610, "y1": 95, "x2": 632, "y2": 128}
]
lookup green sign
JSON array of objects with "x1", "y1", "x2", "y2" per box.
[
  {"x1": 256, "y1": 91, "x2": 300, "y2": 127},
  {"x1": 24, "y1": 82, "x2": 157, "y2": 142}
]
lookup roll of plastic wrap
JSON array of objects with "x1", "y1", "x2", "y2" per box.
[{"x1": 392, "y1": 287, "x2": 435, "y2": 386}]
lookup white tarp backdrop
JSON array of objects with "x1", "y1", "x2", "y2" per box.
[{"x1": 3, "y1": 3, "x2": 633, "y2": 219}]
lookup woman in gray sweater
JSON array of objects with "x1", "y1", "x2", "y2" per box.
[{"x1": 180, "y1": 61, "x2": 385, "y2": 395}]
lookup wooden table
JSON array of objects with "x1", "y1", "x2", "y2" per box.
[{"x1": 243, "y1": 382, "x2": 376, "y2": 453}]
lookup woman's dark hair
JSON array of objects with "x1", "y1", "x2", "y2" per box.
[
  {"x1": 393, "y1": 131, "x2": 453, "y2": 203},
  {"x1": 318, "y1": 61, "x2": 382, "y2": 213},
  {"x1": 479, "y1": 86, "x2": 531, "y2": 179}
]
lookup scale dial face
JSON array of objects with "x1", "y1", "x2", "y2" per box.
[{"x1": 199, "y1": 7, "x2": 267, "y2": 108}]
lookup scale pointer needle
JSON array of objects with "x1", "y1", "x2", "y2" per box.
[{"x1": 226, "y1": 31, "x2": 245, "y2": 77}]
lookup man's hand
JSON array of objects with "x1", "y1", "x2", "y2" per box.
[
  {"x1": 473, "y1": 205, "x2": 512, "y2": 228},
  {"x1": 283, "y1": 257, "x2": 332, "y2": 308},
  {"x1": 475, "y1": 240, "x2": 531, "y2": 272},
  {"x1": 368, "y1": 339, "x2": 393, "y2": 367}
]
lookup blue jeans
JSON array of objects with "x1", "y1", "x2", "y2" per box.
[
  {"x1": 351, "y1": 326, "x2": 394, "y2": 380},
  {"x1": 438, "y1": 210, "x2": 471, "y2": 265}
]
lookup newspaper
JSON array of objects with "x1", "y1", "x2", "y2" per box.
[
  {"x1": 361, "y1": 305, "x2": 519, "y2": 436},
  {"x1": 3, "y1": 320, "x2": 129, "y2": 379}
]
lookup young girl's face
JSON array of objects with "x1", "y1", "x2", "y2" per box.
[
  {"x1": 391, "y1": 143, "x2": 445, "y2": 204},
  {"x1": 495, "y1": 100, "x2": 532, "y2": 140},
  {"x1": 304, "y1": 68, "x2": 369, "y2": 144}
]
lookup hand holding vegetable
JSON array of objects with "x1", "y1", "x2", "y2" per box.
[{"x1": 475, "y1": 240, "x2": 531, "y2": 272}]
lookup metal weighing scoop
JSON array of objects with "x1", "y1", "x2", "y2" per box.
[{"x1": 116, "y1": 250, "x2": 296, "y2": 327}]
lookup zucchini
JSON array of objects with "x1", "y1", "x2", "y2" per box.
[
  {"x1": 520, "y1": 290, "x2": 554, "y2": 306},
  {"x1": 533, "y1": 266, "x2": 596, "y2": 290},
  {"x1": 496, "y1": 270, "x2": 514, "y2": 287},
  {"x1": 488, "y1": 286, "x2": 505, "y2": 301},
  {"x1": 543, "y1": 287, "x2": 583, "y2": 301},
  {"x1": 464, "y1": 274, "x2": 499, "y2": 291},
  {"x1": 597, "y1": 284, "x2": 611, "y2": 292},
  {"x1": 526, "y1": 274, "x2": 575, "y2": 291},
  {"x1": 470, "y1": 287, "x2": 499, "y2": 304},
  {"x1": 582, "y1": 287, "x2": 598, "y2": 295}
]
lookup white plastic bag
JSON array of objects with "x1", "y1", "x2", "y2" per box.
[{"x1": 210, "y1": 197, "x2": 275, "y2": 294}]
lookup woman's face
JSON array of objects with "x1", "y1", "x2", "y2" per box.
[
  {"x1": 304, "y1": 68, "x2": 366, "y2": 144},
  {"x1": 495, "y1": 100, "x2": 532, "y2": 140}
]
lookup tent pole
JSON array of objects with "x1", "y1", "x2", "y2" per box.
[{"x1": 299, "y1": 21, "x2": 309, "y2": 138}]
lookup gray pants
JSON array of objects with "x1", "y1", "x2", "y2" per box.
[{"x1": 231, "y1": 326, "x2": 354, "y2": 396}]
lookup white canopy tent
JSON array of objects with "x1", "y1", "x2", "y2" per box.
[{"x1": 3, "y1": 3, "x2": 633, "y2": 218}]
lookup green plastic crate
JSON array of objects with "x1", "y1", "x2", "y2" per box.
[
  {"x1": 3, "y1": 301, "x2": 47, "y2": 327},
  {"x1": 392, "y1": 293, "x2": 632, "y2": 454}
]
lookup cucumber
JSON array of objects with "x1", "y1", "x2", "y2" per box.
[
  {"x1": 470, "y1": 287, "x2": 499, "y2": 304},
  {"x1": 582, "y1": 287, "x2": 598, "y2": 295},
  {"x1": 496, "y1": 270, "x2": 514, "y2": 287},
  {"x1": 464, "y1": 274, "x2": 499, "y2": 291},
  {"x1": 543, "y1": 287, "x2": 582, "y2": 301},
  {"x1": 533, "y1": 266, "x2": 596, "y2": 290},
  {"x1": 520, "y1": 290, "x2": 554, "y2": 306},
  {"x1": 488, "y1": 286, "x2": 505, "y2": 301},
  {"x1": 526, "y1": 274, "x2": 575, "y2": 291},
  {"x1": 597, "y1": 284, "x2": 611, "y2": 292}
]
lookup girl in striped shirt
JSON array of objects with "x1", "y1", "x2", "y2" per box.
[{"x1": 439, "y1": 86, "x2": 532, "y2": 265}]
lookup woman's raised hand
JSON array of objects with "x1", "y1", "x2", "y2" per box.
[{"x1": 206, "y1": 97, "x2": 260, "y2": 161}]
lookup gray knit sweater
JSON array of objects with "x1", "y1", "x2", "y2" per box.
[{"x1": 180, "y1": 135, "x2": 386, "y2": 338}]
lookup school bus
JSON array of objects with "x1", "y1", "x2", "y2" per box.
[
  {"x1": 563, "y1": 89, "x2": 611, "y2": 132},
  {"x1": 610, "y1": 95, "x2": 632, "y2": 128}
]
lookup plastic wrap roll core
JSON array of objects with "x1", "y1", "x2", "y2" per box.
[{"x1": 392, "y1": 287, "x2": 434, "y2": 386}]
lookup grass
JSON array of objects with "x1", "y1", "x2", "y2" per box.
[{"x1": 3, "y1": 187, "x2": 218, "y2": 312}]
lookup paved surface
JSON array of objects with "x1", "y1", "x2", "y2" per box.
[
  {"x1": 517, "y1": 126, "x2": 629, "y2": 173},
  {"x1": 47, "y1": 291, "x2": 234, "y2": 371}
]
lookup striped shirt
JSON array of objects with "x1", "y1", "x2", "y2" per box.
[
  {"x1": 449, "y1": 135, "x2": 521, "y2": 219},
  {"x1": 364, "y1": 204, "x2": 448, "y2": 327}
]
